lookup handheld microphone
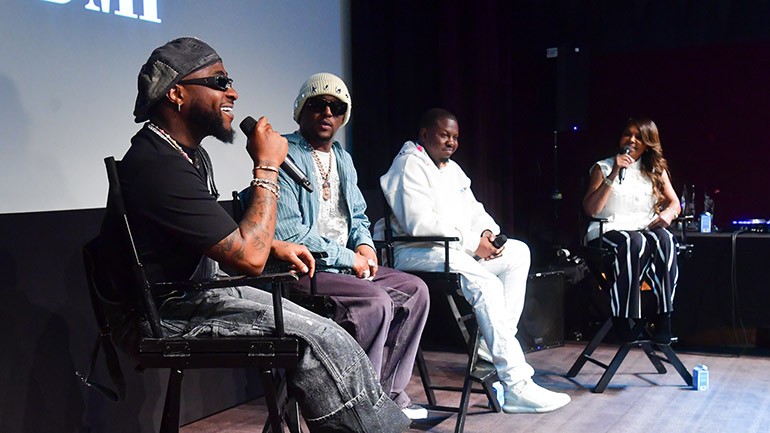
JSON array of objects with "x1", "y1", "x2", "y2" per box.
[
  {"x1": 618, "y1": 145, "x2": 632, "y2": 184},
  {"x1": 239, "y1": 116, "x2": 313, "y2": 192},
  {"x1": 492, "y1": 234, "x2": 507, "y2": 248}
]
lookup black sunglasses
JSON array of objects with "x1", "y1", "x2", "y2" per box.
[
  {"x1": 177, "y1": 75, "x2": 233, "y2": 91},
  {"x1": 304, "y1": 98, "x2": 347, "y2": 116}
]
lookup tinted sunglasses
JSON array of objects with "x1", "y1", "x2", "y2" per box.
[
  {"x1": 304, "y1": 98, "x2": 348, "y2": 116},
  {"x1": 177, "y1": 75, "x2": 233, "y2": 91}
]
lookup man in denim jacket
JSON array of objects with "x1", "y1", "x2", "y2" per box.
[{"x1": 273, "y1": 73, "x2": 430, "y2": 420}]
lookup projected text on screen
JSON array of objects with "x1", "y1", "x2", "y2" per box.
[{"x1": 42, "y1": 0, "x2": 162, "y2": 23}]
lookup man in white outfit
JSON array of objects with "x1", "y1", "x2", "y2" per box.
[{"x1": 375, "y1": 108, "x2": 571, "y2": 413}]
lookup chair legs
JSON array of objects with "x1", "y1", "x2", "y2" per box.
[
  {"x1": 160, "y1": 369, "x2": 183, "y2": 433},
  {"x1": 157, "y1": 367, "x2": 295, "y2": 433},
  {"x1": 417, "y1": 327, "x2": 501, "y2": 433},
  {"x1": 260, "y1": 371, "x2": 304, "y2": 433},
  {"x1": 656, "y1": 344, "x2": 693, "y2": 387},
  {"x1": 416, "y1": 348, "x2": 437, "y2": 406},
  {"x1": 260, "y1": 368, "x2": 288, "y2": 433},
  {"x1": 454, "y1": 328, "x2": 500, "y2": 433},
  {"x1": 566, "y1": 317, "x2": 693, "y2": 393},
  {"x1": 567, "y1": 319, "x2": 612, "y2": 379}
]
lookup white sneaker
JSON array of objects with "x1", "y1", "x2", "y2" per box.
[
  {"x1": 477, "y1": 338, "x2": 494, "y2": 363},
  {"x1": 402, "y1": 403, "x2": 428, "y2": 420},
  {"x1": 502, "y1": 380, "x2": 571, "y2": 414}
]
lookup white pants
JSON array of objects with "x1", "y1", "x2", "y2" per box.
[{"x1": 393, "y1": 239, "x2": 535, "y2": 388}]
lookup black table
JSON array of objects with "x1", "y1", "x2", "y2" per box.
[{"x1": 673, "y1": 231, "x2": 770, "y2": 347}]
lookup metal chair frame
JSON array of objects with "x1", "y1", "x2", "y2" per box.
[
  {"x1": 566, "y1": 216, "x2": 694, "y2": 393},
  {"x1": 380, "y1": 202, "x2": 501, "y2": 433},
  {"x1": 81, "y1": 156, "x2": 302, "y2": 432}
]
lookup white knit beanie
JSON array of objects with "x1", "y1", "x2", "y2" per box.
[{"x1": 293, "y1": 72, "x2": 352, "y2": 126}]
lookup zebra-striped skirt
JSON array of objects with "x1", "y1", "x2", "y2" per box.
[{"x1": 597, "y1": 227, "x2": 678, "y2": 319}]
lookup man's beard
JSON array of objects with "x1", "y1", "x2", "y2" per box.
[{"x1": 189, "y1": 104, "x2": 235, "y2": 143}]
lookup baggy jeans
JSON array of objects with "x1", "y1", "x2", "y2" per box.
[
  {"x1": 156, "y1": 258, "x2": 410, "y2": 432},
  {"x1": 288, "y1": 267, "x2": 429, "y2": 408}
]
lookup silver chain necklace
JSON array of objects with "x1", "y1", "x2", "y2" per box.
[{"x1": 147, "y1": 122, "x2": 194, "y2": 165}]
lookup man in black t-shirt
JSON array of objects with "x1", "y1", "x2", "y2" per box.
[{"x1": 119, "y1": 37, "x2": 408, "y2": 432}]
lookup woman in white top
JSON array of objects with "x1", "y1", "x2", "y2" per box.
[{"x1": 583, "y1": 117, "x2": 681, "y2": 344}]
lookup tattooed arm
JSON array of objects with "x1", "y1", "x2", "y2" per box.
[{"x1": 204, "y1": 116, "x2": 314, "y2": 276}]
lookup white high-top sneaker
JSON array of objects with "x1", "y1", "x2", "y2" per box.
[{"x1": 503, "y1": 379, "x2": 571, "y2": 414}]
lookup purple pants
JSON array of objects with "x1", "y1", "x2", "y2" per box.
[{"x1": 289, "y1": 267, "x2": 429, "y2": 408}]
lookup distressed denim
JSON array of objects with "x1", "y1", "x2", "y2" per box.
[{"x1": 156, "y1": 258, "x2": 410, "y2": 433}]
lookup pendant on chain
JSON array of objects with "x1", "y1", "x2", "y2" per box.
[{"x1": 322, "y1": 181, "x2": 331, "y2": 201}]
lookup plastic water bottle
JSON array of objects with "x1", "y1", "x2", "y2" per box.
[
  {"x1": 700, "y1": 212, "x2": 712, "y2": 233},
  {"x1": 693, "y1": 364, "x2": 709, "y2": 391},
  {"x1": 680, "y1": 185, "x2": 687, "y2": 214}
]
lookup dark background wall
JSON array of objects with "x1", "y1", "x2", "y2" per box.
[
  {"x1": 0, "y1": 208, "x2": 265, "y2": 433},
  {"x1": 4, "y1": 1, "x2": 770, "y2": 431},
  {"x1": 350, "y1": 0, "x2": 770, "y2": 264}
]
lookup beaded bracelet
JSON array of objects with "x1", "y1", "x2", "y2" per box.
[
  {"x1": 252, "y1": 177, "x2": 279, "y2": 188},
  {"x1": 250, "y1": 178, "x2": 280, "y2": 198},
  {"x1": 602, "y1": 176, "x2": 614, "y2": 187}
]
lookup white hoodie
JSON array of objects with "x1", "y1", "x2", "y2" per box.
[{"x1": 375, "y1": 141, "x2": 499, "y2": 256}]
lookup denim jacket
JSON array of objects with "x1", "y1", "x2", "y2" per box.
[{"x1": 275, "y1": 133, "x2": 374, "y2": 271}]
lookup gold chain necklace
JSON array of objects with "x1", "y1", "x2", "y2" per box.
[{"x1": 310, "y1": 149, "x2": 333, "y2": 201}]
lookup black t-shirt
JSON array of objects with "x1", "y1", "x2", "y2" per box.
[{"x1": 119, "y1": 126, "x2": 237, "y2": 283}]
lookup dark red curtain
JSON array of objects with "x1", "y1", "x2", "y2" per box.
[{"x1": 351, "y1": 1, "x2": 770, "y2": 264}]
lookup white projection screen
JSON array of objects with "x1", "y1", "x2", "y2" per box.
[{"x1": 0, "y1": 0, "x2": 349, "y2": 214}]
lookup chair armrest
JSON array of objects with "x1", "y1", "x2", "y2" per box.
[
  {"x1": 152, "y1": 271, "x2": 300, "y2": 337},
  {"x1": 585, "y1": 216, "x2": 610, "y2": 248},
  {"x1": 386, "y1": 235, "x2": 460, "y2": 273},
  {"x1": 373, "y1": 240, "x2": 390, "y2": 249},
  {"x1": 391, "y1": 235, "x2": 460, "y2": 243},
  {"x1": 153, "y1": 272, "x2": 299, "y2": 292},
  {"x1": 262, "y1": 251, "x2": 328, "y2": 274}
]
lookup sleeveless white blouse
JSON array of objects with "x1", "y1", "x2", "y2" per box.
[{"x1": 586, "y1": 156, "x2": 656, "y2": 241}]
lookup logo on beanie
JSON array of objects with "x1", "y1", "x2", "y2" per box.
[{"x1": 42, "y1": 0, "x2": 162, "y2": 24}]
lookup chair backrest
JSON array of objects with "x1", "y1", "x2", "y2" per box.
[
  {"x1": 377, "y1": 196, "x2": 475, "y2": 349},
  {"x1": 380, "y1": 199, "x2": 454, "y2": 274},
  {"x1": 92, "y1": 156, "x2": 165, "y2": 338},
  {"x1": 380, "y1": 201, "x2": 397, "y2": 267}
]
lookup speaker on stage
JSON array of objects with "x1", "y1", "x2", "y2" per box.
[{"x1": 518, "y1": 271, "x2": 565, "y2": 353}]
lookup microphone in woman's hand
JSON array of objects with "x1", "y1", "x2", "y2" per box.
[
  {"x1": 492, "y1": 234, "x2": 507, "y2": 248},
  {"x1": 618, "y1": 145, "x2": 632, "y2": 184}
]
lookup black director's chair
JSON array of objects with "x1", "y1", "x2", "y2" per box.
[{"x1": 566, "y1": 216, "x2": 694, "y2": 393}]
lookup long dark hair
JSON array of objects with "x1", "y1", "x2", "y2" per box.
[{"x1": 624, "y1": 117, "x2": 669, "y2": 210}]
